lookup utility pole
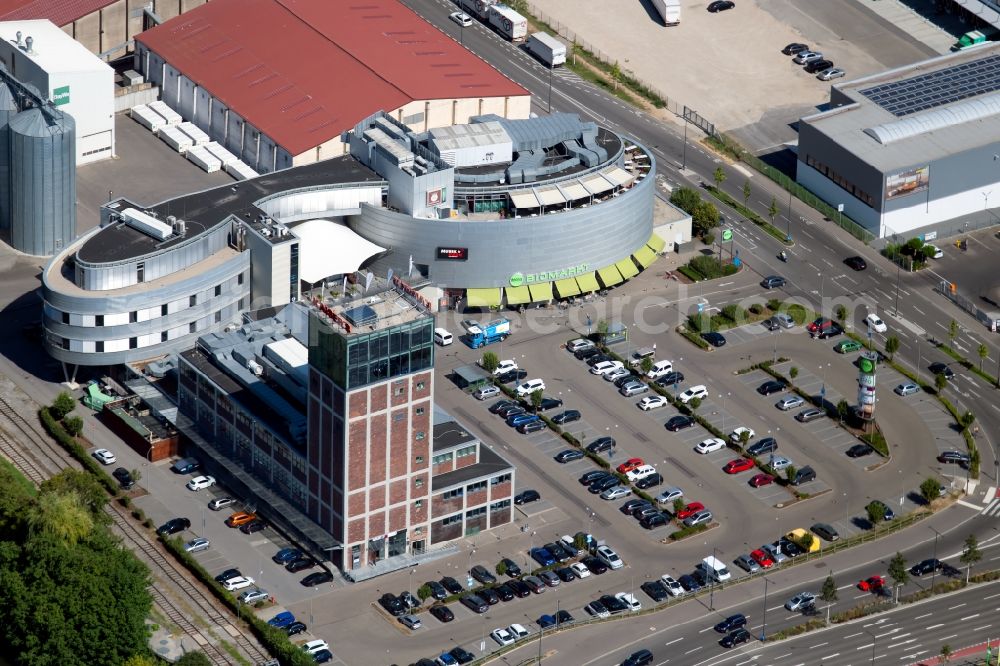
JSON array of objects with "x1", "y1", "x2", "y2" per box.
[
  {"x1": 759, "y1": 577, "x2": 770, "y2": 641},
  {"x1": 682, "y1": 117, "x2": 689, "y2": 171},
  {"x1": 929, "y1": 527, "x2": 941, "y2": 590}
]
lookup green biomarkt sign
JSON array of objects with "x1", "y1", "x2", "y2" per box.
[
  {"x1": 859, "y1": 358, "x2": 875, "y2": 374},
  {"x1": 721, "y1": 229, "x2": 733, "y2": 242},
  {"x1": 52, "y1": 86, "x2": 70, "y2": 106},
  {"x1": 510, "y1": 264, "x2": 588, "y2": 287}
]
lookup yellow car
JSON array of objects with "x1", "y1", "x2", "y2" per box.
[{"x1": 226, "y1": 511, "x2": 257, "y2": 528}]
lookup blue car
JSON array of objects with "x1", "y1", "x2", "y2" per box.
[
  {"x1": 267, "y1": 611, "x2": 295, "y2": 628},
  {"x1": 537, "y1": 614, "x2": 557, "y2": 629},
  {"x1": 273, "y1": 547, "x2": 302, "y2": 564},
  {"x1": 530, "y1": 547, "x2": 556, "y2": 567},
  {"x1": 507, "y1": 413, "x2": 540, "y2": 428},
  {"x1": 437, "y1": 654, "x2": 458, "y2": 666}
]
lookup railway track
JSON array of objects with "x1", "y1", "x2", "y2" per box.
[{"x1": 0, "y1": 396, "x2": 271, "y2": 666}]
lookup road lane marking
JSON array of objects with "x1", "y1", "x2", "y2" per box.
[
  {"x1": 925, "y1": 624, "x2": 945, "y2": 630},
  {"x1": 960, "y1": 613, "x2": 980, "y2": 621},
  {"x1": 914, "y1": 613, "x2": 932, "y2": 620},
  {"x1": 664, "y1": 638, "x2": 683, "y2": 646},
  {"x1": 949, "y1": 603, "x2": 967, "y2": 610},
  {"x1": 844, "y1": 632, "x2": 863, "y2": 638},
  {"x1": 810, "y1": 642, "x2": 828, "y2": 649},
  {"x1": 820, "y1": 653, "x2": 840, "y2": 660},
  {"x1": 974, "y1": 624, "x2": 993, "y2": 631},
  {"x1": 684, "y1": 646, "x2": 702, "y2": 655}
]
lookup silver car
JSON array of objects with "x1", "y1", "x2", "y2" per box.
[
  {"x1": 656, "y1": 487, "x2": 684, "y2": 504},
  {"x1": 734, "y1": 554, "x2": 761, "y2": 573},
  {"x1": 239, "y1": 588, "x2": 269, "y2": 604},
  {"x1": 619, "y1": 381, "x2": 649, "y2": 397},
  {"x1": 894, "y1": 382, "x2": 920, "y2": 396},
  {"x1": 398, "y1": 614, "x2": 422, "y2": 630},
  {"x1": 776, "y1": 395, "x2": 804, "y2": 411},
  {"x1": 184, "y1": 537, "x2": 211, "y2": 553},
  {"x1": 817, "y1": 67, "x2": 845, "y2": 81},
  {"x1": 794, "y1": 50, "x2": 823, "y2": 64},
  {"x1": 683, "y1": 510, "x2": 712, "y2": 527},
  {"x1": 784, "y1": 591, "x2": 817, "y2": 611}
]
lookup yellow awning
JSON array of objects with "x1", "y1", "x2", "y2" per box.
[
  {"x1": 466, "y1": 288, "x2": 501, "y2": 308},
  {"x1": 597, "y1": 265, "x2": 624, "y2": 287},
  {"x1": 554, "y1": 277, "x2": 581, "y2": 298},
  {"x1": 528, "y1": 282, "x2": 553, "y2": 302},
  {"x1": 646, "y1": 233, "x2": 666, "y2": 254},
  {"x1": 633, "y1": 245, "x2": 657, "y2": 268},
  {"x1": 576, "y1": 272, "x2": 600, "y2": 293},
  {"x1": 616, "y1": 258, "x2": 639, "y2": 280},
  {"x1": 505, "y1": 285, "x2": 531, "y2": 305}
]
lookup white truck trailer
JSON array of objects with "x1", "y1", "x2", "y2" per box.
[
  {"x1": 526, "y1": 32, "x2": 566, "y2": 67},
  {"x1": 488, "y1": 4, "x2": 528, "y2": 42},
  {"x1": 460, "y1": 0, "x2": 496, "y2": 20},
  {"x1": 652, "y1": 0, "x2": 681, "y2": 26}
]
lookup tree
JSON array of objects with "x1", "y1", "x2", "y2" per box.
[
  {"x1": 692, "y1": 201, "x2": 720, "y2": 237},
  {"x1": 784, "y1": 465, "x2": 798, "y2": 483},
  {"x1": 920, "y1": 477, "x2": 942, "y2": 504},
  {"x1": 529, "y1": 389, "x2": 544, "y2": 413},
  {"x1": 688, "y1": 397, "x2": 702, "y2": 410},
  {"x1": 940, "y1": 644, "x2": 952, "y2": 664},
  {"x1": 51, "y1": 392, "x2": 76, "y2": 421},
  {"x1": 884, "y1": 335, "x2": 900, "y2": 361},
  {"x1": 713, "y1": 167, "x2": 726, "y2": 189},
  {"x1": 480, "y1": 351, "x2": 500, "y2": 374},
  {"x1": 799, "y1": 532, "x2": 814, "y2": 551},
  {"x1": 820, "y1": 574, "x2": 838, "y2": 604},
  {"x1": 495, "y1": 560, "x2": 507, "y2": 577},
  {"x1": 836, "y1": 399, "x2": 850, "y2": 424},
  {"x1": 934, "y1": 372, "x2": 948, "y2": 393},
  {"x1": 123, "y1": 656, "x2": 157, "y2": 666},
  {"x1": 26, "y1": 491, "x2": 95, "y2": 547},
  {"x1": 669, "y1": 187, "x2": 702, "y2": 215},
  {"x1": 887, "y1": 551, "x2": 909, "y2": 590},
  {"x1": 960, "y1": 534, "x2": 982, "y2": 581},
  {"x1": 574, "y1": 533, "x2": 589, "y2": 551},
  {"x1": 672, "y1": 498, "x2": 686, "y2": 515},
  {"x1": 767, "y1": 196, "x2": 779, "y2": 225},
  {"x1": 959, "y1": 410, "x2": 976, "y2": 432},
  {"x1": 789, "y1": 367, "x2": 799, "y2": 379},
  {"x1": 835, "y1": 304, "x2": 847, "y2": 322},
  {"x1": 596, "y1": 319, "x2": 609, "y2": 343},
  {"x1": 63, "y1": 415, "x2": 84, "y2": 437},
  {"x1": 948, "y1": 319, "x2": 959, "y2": 346},
  {"x1": 176, "y1": 653, "x2": 213, "y2": 666},
  {"x1": 417, "y1": 583, "x2": 433, "y2": 601},
  {"x1": 130, "y1": 468, "x2": 142, "y2": 484},
  {"x1": 40, "y1": 469, "x2": 109, "y2": 521},
  {"x1": 741, "y1": 180, "x2": 751, "y2": 209},
  {"x1": 979, "y1": 343, "x2": 990, "y2": 372},
  {"x1": 640, "y1": 357, "x2": 654, "y2": 375},
  {"x1": 865, "y1": 500, "x2": 886, "y2": 525}
]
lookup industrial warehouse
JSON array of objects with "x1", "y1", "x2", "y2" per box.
[{"x1": 797, "y1": 43, "x2": 1000, "y2": 238}]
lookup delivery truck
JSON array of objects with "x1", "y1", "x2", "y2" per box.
[
  {"x1": 466, "y1": 318, "x2": 511, "y2": 348},
  {"x1": 652, "y1": 0, "x2": 681, "y2": 26},
  {"x1": 526, "y1": 32, "x2": 567, "y2": 67},
  {"x1": 488, "y1": 4, "x2": 528, "y2": 42},
  {"x1": 460, "y1": 0, "x2": 496, "y2": 20}
]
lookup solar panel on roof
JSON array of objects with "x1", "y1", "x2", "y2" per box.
[
  {"x1": 342, "y1": 305, "x2": 378, "y2": 327},
  {"x1": 859, "y1": 54, "x2": 1000, "y2": 116}
]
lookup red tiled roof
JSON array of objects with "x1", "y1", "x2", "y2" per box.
[
  {"x1": 135, "y1": 0, "x2": 528, "y2": 156},
  {"x1": 0, "y1": 0, "x2": 113, "y2": 25}
]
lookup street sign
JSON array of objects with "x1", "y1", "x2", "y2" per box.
[
  {"x1": 697, "y1": 303, "x2": 704, "y2": 313},
  {"x1": 733, "y1": 257, "x2": 742, "y2": 267},
  {"x1": 721, "y1": 229, "x2": 733, "y2": 242}
]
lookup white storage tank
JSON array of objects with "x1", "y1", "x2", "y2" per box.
[
  {"x1": 9, "y1": 105, "x2": 76, "y2": 256},
  {"x1": 0, "y1": 81, "x2": 16, "y2": 237}
]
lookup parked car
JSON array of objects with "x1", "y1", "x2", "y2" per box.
[
  {"x1": 186, "y1": 475, "x2": 216, "y2": 491},
  {"x1": 847, "y1": 443, "x2": 873, "y2": 458},
  {"x1": 835, "y1": 339, "x2": 862, "y2": 353},
  {"x1": 761, "y1": 317, "x2": 781, "y2": 331},
  {"x1": 208, "y1": 496, "x2": 236, "y2": 511},
  {"x1": 769, "y1": 455, "x2": 793, "y2": 471},
  {"x1": 776, "y1": 395, "x2": 805, "y2": 410},
  {"x1": 156, "y1": 517, "x2": 191, "y2": 536},
  {"x1": 580, "y1": 470, "x2": 613, "y2": 486},
  {"x1": 696, "y1": 437, "x2": 727, "y2": 454},
  {"x1": 750, "y1": 548, "x2": 775, "y2": 568},
  {"x1": 184, "y1": 537, "x2": 211, "y2": 553},
  {"x1": 518, "y1": 420, "x2": 547, "y2": 434},
  {"x1": 635, "y1": 473, "x2": 663, "y2": 489},
  {"x1": 214, "y1": 568, "x2": 242, "y2": 583},
  {"x1": 939, "y1": 450, "x2": 971, "y2": 465},
  {"x1": 605, "y1": 366, "x2": 632, "y2": 382},
  {"x1": 495, "y1": 369, "x2": 528, "y2": 385},
  {"x1": 817, "y1": 67, "x2": 845, "y2": 81},
  {"x1": 530, "y1": 547, "x2": 556, "y2": 567},
  {"x1": 619, "y1": 381, "x2": 649, "y2": 397},
  {"x1": 596, "y1": 545, "x2": 623, "y2": 569},
  {"x1": 240, "y1": 518, "x2": 267, "y2": 534},
  {"x1": 488, "y1": 399, "x2": 517, "y2": 414},
  {"x1": 701, "y1": 332, "x2": 727, "y2": 347},
  {"x1": 795, "y1": 408, "x2": 824, "y2": 423},
  {"x1": 473, "y1": 385, "x2": 501, "y2": 400},
  {"x1": 724, "y1": 458, "x2": 754, "y2": 474},
  {"x1": 665, "y1": 415, "x2": 696, "y2": 431},
  {"x1": 661, "y1": 575, "x2": 684, "y2": 596},
  {"x1": 555, "y1": 449, "x2": 585, "y2": 463},
  {"x1": 730, "y1": 426, "x2": 755, "y2": 443},
  {"x1": 223, "y1": 576, "x2": 255, "y2": 592},
  {"x1": 538, "y1": 570, "x2": 561, "y2": 587},
  {"x1": 747, "y1": 437, "x2": 778, "y2": 456},
  {"x1": 552, "y1": 409, "x2": 582, "y2": 424},
  {"x1": 398, "y1": 614, "x2": 422, "y2": 630},
  {"x1": 675, "y1": 502, "x2": 705, "y2": 520},
  {"x1": 639, "y1": 512, "x2": 669, "y2": 529},
  {"x1": 240, "y1": 588, "x2": 268, "y2": 604},
  {"x1": 641, "y1": 580, "x2": 670, "y2": 602},
  {"x1": 285, "y1": 621, "x2": 308, "y2": 636},
  {"x1": 441, "y1": 576, "x2": 464, "y2": 595},
  {"x1": 656, "y1": 487, "x2": 684, "y2": 504},
  {"x1": 757, "y1": 380, "x2": 787, "y2": 396},
  {"x1": 429, "y1": 604, "x2": 455, "y2": 623},
  {"x1": 514, "y1": 489, "x2": 541, "y2": 505},
  {"x1": 868, "y1": 499, "x2": 895, "y2": 521},
  {"x1": 617, "y1": 457, "x2": 645, "y2": 474},
  {"x1": 790, "y1": 466, "x2": 816, "y2": 485},
  {"x1": 749, "y1": 473, "x2": 774, "y2": 488},
  {"x1": 567, "y1": 338, "x2": 595, "y2": 353},
  {"x1": 92, "y1": 448, "x2": 117, "y2": 465},
  {"x1": 804, "y1": 58, "x2": 833, "y2": 74},
  {"x1": 515, "y1": 379, "x2": 546, "y2": 396},
  {"x1": 460, "y1": 594, "x2": 489, "y2": 613},
  {"x1": 587, "y1": 436, "x2": 616, "y2": 453},
  {"x1": 894, "y1": 382, "x2": 920, "y2": 396},
  {"x1": 379, "y1": 593, "x2": 406, "y2": 616},
  {"x1": 584, "y1": 600, "x2": 610, "y2": 618},
  {"x1": 112, "y1": 467, "x2": 135, "y2": 490},
  {"x1": 707, "y1": 0, "x2": 735, "y2": 11},
  {"x1": 734, "y1": 554, "x2": 761, "y2": 573},
  {"x1": 536, "y1": 397, "x2": 564, "y2": 411},
  {"x1": 655, "y1": 371, "x2": 685, "y2": 387},
  {"x1": 677, "y1": 574, "x2": 701, "y2": 592},
  {"x1": 500, "y1": 558, "x2": 522, "y2": 577},
  {"x1": 793, "y1": 50, "x2": 824, "y2": 64},
  {"x1": 811, "y1": 523, "x2": 840, "y2": 542},
  {"x1": 683, "y1": 510, "x2": 713, "y2": 527},
  {"x1": 638, "y1": 395, "x2": 669, "y2": 411},
  {"x1": 523, "y1": 576, "x2": 547, "y2": 594},
  {"x1": 301, "y1": 571, "x2": 334, "y2": 586},
  {"x1": 782, "y1": 43, "x2": 809, "y2": 55},
  {"x1": 490, "y1": 627, "x2": 515, "y2": 646},
  {"x1": 226, "y1": 512, "x2": 256, "y2": 528}
]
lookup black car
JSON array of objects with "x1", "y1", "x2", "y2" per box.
[
  {"x1": 556, "y1": 609, "x2": 574, "y2": 625},
  {"x1": 112, "y1": 467, "x2": 135, "y2": 490},
  {"x1": 691, "y1": 568, "x2": 709, "y2": 587},
  {"x1": 631, "y1": 505, "x2": 660, "y2": 520},
  {"x1": 379, "y1": 593, "x2": 405, "y2": 616},
  {"x1": 575, "y1": 347, "x2": 600, "y2": 361},
  {"x1": 708, "y1": 0, "x2": 735, "y2": 11},
  {"x1": 498, "y1": 405, "x2": 527, "y2": 419},
  {"x1": 441, "y1": 576, "x2": 464, "y2": 595},
  {"x1": 425, "y1": 580, "x2": 448, "y2": 600},
  {"x1": 273, "y1": 547, "x2": 303, "y2": 564},
  {"x1": 746, "y1": 437, "x2": 778, "y2": 456},
  {"x1": 508, "y1": 579, "x2": 532, "y2": 597},
  {"x1": 636, "y1": 473, "x2": 663, "y2": 490},
  {"x1": 599, "y1": 594, "x2": 629, "y2": 614},
  {"x1": 479, "y1": 587, "x2": 500, "y2": 605},
  {"x1": 761, "y1": 317, "x2": 780, "y2": 331},
  {"x1": 301, "y1": 571, "x2": 334, "y2": 586},
  {"x1": 559, "y1": 540, "x2": 579, "y2": 557},
  {"x1": 845, "y1": 256, "x2": 868, "y2": 271},
  {"x1": 240, "y1": 518, "x2": 267, "y2": 534},
  {"x1": 518, "y1": 420, "x2": 547, "y2": 434},
  {"x1": 552, "y1": 409, "x2": 582, "y2": 425},
  {"x1": 929, "y1": 362, "x2": 954, "y2": 380},
  {"x1": 720, "y1": 628, "x2": 752, "y2": 648},
  {"x1": 429, "y1": 604, "x2": 455, "y2": 622},
  {"x1": 938, "y1": 450, "x2": 971, "y2": 465},
  {"x1": 495, "y1": 369, "x2": 529, "y2": 384},
  {"x1": 586, "y1": 353, "x2": 612, "y2": 367},
  {"x1": 779, "y1": 539, "x2": 804, "y2": 558},
  {"x1": 582, "y1": 556, "x2": 608, "y2": 575},
  {"x1": 471, "y1": 565, "x2": 497, "y2": 585},
  {"x1": 285, "y1": 621, "x2": 307, "y2": 636},
  {"x1": 910, "y1": 558, "x2": 943, "y2": 577},
  {"x1": 760, "y1": 275, "x2": 786, "y2": 289},
  {"x1": 514, "y1": 489, "x2": 541, "y2": 505},
  {"x1": 589, "y1": 476, "x2": 620, "y2": 494},
  {"x1": 587, "y1": 436, "x2": 615, "y2": 453},
  {"x1": 846, "y1": 443, "x2": 873, "y2": 458},
  {"x1": 544, "y1": 542, "x2": 570, "y2": 562},
  {"x1": 555, "y1": 449, "x2": 585, "y2": 463},
  {"x1": 214, "y1": 568, "x2": 242, "y2": 583},
  {"x1": 614, "y1": 373, "x2": 641, "y2": 388},
  {"x1": 622, "y1": 649, "x2": 654, "y2": 666},
  {"x1": 621, "y1": 498, "x2": 651, "y2": 514},
  {"x1": 555, "y1": 567, "x2": 576, "y2": 583},
  {"x1": 449, "y1": 647, "x2": 475, "y2": 664},
  {"x1": 804, "y1": 58, "x2": 833, "y2": 74},
  {"x1": 314, "y1": 650, "x2": 334, "y2": 664},
  {"x1": 783, "y1": 42, "x2": 809, "y2": 55},
  {"x1": 500, "y1": 557, "x2": 522, "y2": 577},
  {"x1": 399, "y1": 591, "x2": 420, "y2": 609},
  {"x1": 655, "y1": 371, "x2": 685, "y2": 387},
  {"x1": 641, "y1": 580, "x2": 670, "y2": 602},
  {"x1": 702, "y1": 332, "x2": 727, "y2": 347},
  {"x1": 494, "y1": 583, "x2": 515, "y2": 601},
  {"x1": 536, "y1": 397, "x2": 564, "y2": 411},
  {"x1": 816, "y1": 322, "x2": 843, "y2": 339},
  {"x1": 156, "y1": 517, "x2": 191, "y2": 536},
  {"x1": 678, "y1": 574, "x2": 701, "y2": 592},
  {"x1": 757, "y1": 380, "x2": 787, "y2": 396},
  {"x1": 665, "y1": 415, "x2": 695, "y2": 431},
  {"x1": 580, "y1": 469, "x2": 612, "y2": 485},
  {"x1": 715, "y1": 614, "x2": 747, "y2": 633},
  {"x1": 489, "y1": 399, "x2": 517, "y2": 414},
  {"x1": 640, "y1": 513, "x2": 669, "y2": 530},
  {"x1": 285, "y1": 557, "x2": 317, "y2": 573}
]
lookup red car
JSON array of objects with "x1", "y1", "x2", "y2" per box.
[
  {"x1": 724, "y1": 458, "x2": 755, "y2": 474},
  {"x1": 749, "y1": 473, "x2": 774, "y2": 488},
  {"x1": 858, "y1": 575, "x2": 885, "y2": 592},
  {"x1": 750, "y1": 549, "x2": 774, "y2": 568},
  {"x1": 617, "y1": 457, "x2": 644, "y2": 474},
  {"x1": 676, "y1": 502, "x2": 705, "y2": 520}
]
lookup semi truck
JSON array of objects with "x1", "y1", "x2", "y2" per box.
[
  {"x1": 488, "y1": 4, "x2": 528, "y2": 42},
  {"x1": 652, "y1": 0, "x2": 681, "y2": 26},
  {"x1": 526, "y1": 32, "x2": 567, "y2": 67},
  {"x1": 466, "y1": 318, "x2": 512, "y2": 348}
]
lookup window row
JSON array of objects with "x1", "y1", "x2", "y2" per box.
[{"x1": 805, "y1": 154, "x2": 875, "y2": 208}]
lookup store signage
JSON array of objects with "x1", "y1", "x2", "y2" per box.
[
  {"x1": 858, "y1": 357, "x2": 875, "y2": 374},
  {"x1": 721, "y1": 229, "x2": 733, "y2": 242},
  {"x1": 510, "y1": 264, "x2": 588, "y2": 287},
  {"x1": 53, "y1": 85, "x2": 70, "y2": 106},
  {"x1": 436, "y1": 247, "x2": 468, "y2": 261},
  {"x1": 858, "y1": 373, "x2": 877, "y2": 388},
  {"x1": 426, "y1": 187, "x2": 447, "y2": 207}
]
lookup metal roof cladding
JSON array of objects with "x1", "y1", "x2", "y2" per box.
[
  {"x1": 0, "y1": 0, "x2": 112, "y2": 25},
  {"x1": 135, "y1": 0, "x2": 528, "y2": 156}
]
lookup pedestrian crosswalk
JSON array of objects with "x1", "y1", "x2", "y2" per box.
[
  {"x1": 982, "y1": 498, "x2": 1000, "y2": 517},
  {"x1": 552, "y1": 68, "x2": 583, "y2": 83}
]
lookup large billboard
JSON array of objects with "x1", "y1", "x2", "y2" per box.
[{"x1": 885, "y1": 166, "x2": 929, "y2": 200}]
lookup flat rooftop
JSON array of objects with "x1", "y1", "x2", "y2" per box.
[
  {"x1": 802, "y1": 44, "x2": 1000, "y2": 172},
  {"x1": 0, "y1": 19, "x2": 112, "y2": 73},
  {"x1": 311, "y1": 277, "x2": 433, "y2": 338},
  {"x1": 431, "y1": 444, "x2": 511, "y2": 491},
  {"x1": 76, "y1": 155, "x2": 382, "y2": 265},
  {"x1": 433, "y1": 420, "x2": 478, "y2": 453}
]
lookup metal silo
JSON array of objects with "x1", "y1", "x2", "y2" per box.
[
  {"x1": 0, "y1": 81, "x2": 15, "y2": 236},
  {"x1": 9, "y1": 105, "x2": 76, "y2": 256}
]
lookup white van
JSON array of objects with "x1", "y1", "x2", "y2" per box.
[
  {"x1": 699, "y1": 555, "x2": 731, "y2": 582},
  {"x1": 628, "y1": 347, "x2": 656, "y2": 367},
  {"x1": 434, "y1": 328, "x2": 453, "y2": 346},
  {"x1": 646, "y1": 360, "x2": 674, "y2": 379}
]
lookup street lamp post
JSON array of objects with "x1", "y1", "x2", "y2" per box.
[
  {"x1": 759, "y1": 577, "x2": 771, "y2": 641},
  {"x1": 709, "y1": 546, "x2": 718, "y2": 610},
  {"x1": 929, "y1": 527, "x2": 942, "y2": 590},
  {"x1": 786, "y1": 189, "x2": 792, "y2": 240},
  {"x1": 865, "y1": 630, "x2": 877, "y2": 665},
  {"x1": 682, "y1": 117, "x2": 689, "y2": 170}
]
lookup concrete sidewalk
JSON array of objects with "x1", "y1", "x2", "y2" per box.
[{"x1": 911, "y1": 638, "x2": 999, "y2": 665}]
